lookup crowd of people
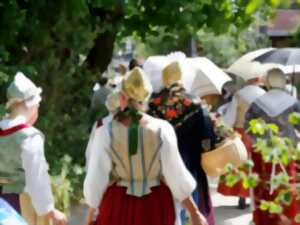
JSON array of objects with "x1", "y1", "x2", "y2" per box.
[{"x1": 0, "y1": 54, "x2": 300, "y2": 225}]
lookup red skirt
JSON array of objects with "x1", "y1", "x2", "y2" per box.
[
  {"x1": 95, "y1": 182, "x2": 176, "y2": 225},
  {"x1": 217, "y1": 128, "x2": 251, "y2": 197}
]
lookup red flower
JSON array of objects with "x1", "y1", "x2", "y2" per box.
[
  {"x1": 153, "y1": 97, "x2": 162, "y2": 105},
  {"x1": 183, "y1": 98, "x2": 192, "y2": 106},
  {"x1": 165, "y1": 108, "x2": 177, "y2": 118}
]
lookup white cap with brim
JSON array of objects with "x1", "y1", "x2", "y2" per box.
[{"x1": 6, "y1": 72, "x2": 42, "y2": 109}]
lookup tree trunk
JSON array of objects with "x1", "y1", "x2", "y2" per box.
[{"x1": 86, "y1": 31, "x2": 117, "y2": 75}]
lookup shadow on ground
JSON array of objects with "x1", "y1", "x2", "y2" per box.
[{"x1": 214, "y1": 205, "x2": 251, "y2": 225}]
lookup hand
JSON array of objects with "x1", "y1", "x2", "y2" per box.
[
  {"x1": 85, "y1": 221, "x2": 95, "y2": 225},
  {"x1": 47, "y1": 209, "x2": 68, "y2": 225},
  {"x1": 279, "y1": 214, "x2": 292, "y2": 225},
  {"x1": 85, "y1": 219, "x2": 96, "y2": 225},
  {"x1": 189, "y1": 211, "x2": 208, "y2": 225},
  {"x1": 85, "y1": 207, "x2": 96, "y2": 225}
]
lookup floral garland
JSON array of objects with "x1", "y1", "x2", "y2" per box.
[{"x1": 148, "y1": 83, "x2": 201, "y2": 128}]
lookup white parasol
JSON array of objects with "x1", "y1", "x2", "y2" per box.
[
  {"x1": 143, "y1": 52, "x2": 193, "y2": 93},
  {"x1": 186, "y1": 57, "x2": 232, "y2": 97},
  {"x1": 144, "y1": 53, "x2": 232, "y2": 97},
  {"x1": 227, "y1": 48, "x2": 276, "y2": 81},
  {"x1": 143, "y1": 55, "x2": 171, "y2": 93}
]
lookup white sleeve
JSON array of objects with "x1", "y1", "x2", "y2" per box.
[
  {"x1": 85, "y1": 122, "x2": 98, "y2": 167},
  {"x1": 223, "y1": 95, "x2": 238, "y2": 127},
  {"x1": 21, "y1": 134, "x2": 54, "y2": 216},
  {"x1": 160, "y1": 121, "x2": 196, "y2": 202},
  {"x1": 83, "y1": 125, "x2": 112, "y2": 209}
]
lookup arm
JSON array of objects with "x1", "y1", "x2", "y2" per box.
[
  {"x1": 21, "y1": 134, "x2": 67, "y2": 225},
  {"x1": 182, "y1": 197, "x2": 208, "y2": 225},
  {"x1": 85, "y1": 122, "x2": 98, "y2": 167},
  {"x1": 160, "y1": 121, "x2": 208, "y2": 225},
  {"x1": 85, "y1": 208, "x2": 96, "y2": 225},
  {"x1": 83, "y1": 125, "x2": 112, "y2": 225},
  {"x1": 160, "y1": 121, "x2": 196, "y2": 201}
]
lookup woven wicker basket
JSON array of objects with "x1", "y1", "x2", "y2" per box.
[{"x1": 201, "y1": 136, "x2": 248, "y2": 177}]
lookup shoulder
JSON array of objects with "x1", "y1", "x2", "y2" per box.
[
  {"x1": 94, "y1": 114, "x2": 113, "y2": 129},
  {"x1": 20, "y1": 127, "x2": 45, "y2": 155},
  {"x1": 143, "y1": 114, "x2": 174, "y2": 132},
  {"x1": 20, "y1": 126, "x2": 44, "y2": 140}
]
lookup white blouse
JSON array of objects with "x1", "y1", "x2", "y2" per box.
[
  {"x1": 84, "y1": 116, "x2": 196, "y2": 209},
  {"x1": 0, "y1": 116, "x2": 54, "y2": 215}
]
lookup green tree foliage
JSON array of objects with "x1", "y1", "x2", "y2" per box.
[
  {"x1": 197, "y1": 26, "x2": 271, "y2": 67},
  {"x1": 0, "y1": 0, "x2": 292, "y2": 207},
  {"x1": 131, "y1": 17, "x2": 271, "y2": 67}
]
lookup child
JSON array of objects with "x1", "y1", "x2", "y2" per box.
[{"x1": 0, "y1": 72, "x2": 67, "y2": 225}]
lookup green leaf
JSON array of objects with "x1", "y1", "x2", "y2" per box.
[
  {"x1": 267, "y1": 123, "x2": 279, "y2": 134},
  {"x1": 0, "y1": 104, "x2": 7, "y2": 118},
  {"x1": 259, "y1": 200, "x2": 269, "y2": 211},
  {"x1": 242, "y1": 174, "x2": 259, "y2": 188},
  {"x1": 0, "y1": 71, "x2": 9, "y2": 84},
  {"x1": 288, "y1": 112, "x2": 300, "y2": 125},
  {"x1": 246, "y1": 0, "x2": 263, "y2": 14},
  {"x1": 278, "y1": 191, "x2": 292, "y2": 205},
  {"x1": 244, "y1": 159, "x2": 254, "y2": 169},
  {"x1": 280, "y1": 152, "x2": 290, "y2": 165},
  {"x1": 269, "y1": 0, "x2": 281, "y2": 7},
  {"x1": 224, "y1": 163, "x2": 234, "y2": 173},
  {"x1": 225, "y1": 173, "x2": 240, "y2": 187},
  {"x1": 248, "y1": 119, "x2": 266, "y2": 135},
  {"x1": 269, "y1": 202, "x2": 283, "y2": 214}
]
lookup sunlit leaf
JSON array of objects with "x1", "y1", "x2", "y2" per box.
[
  {"x1": 259, "y1": 200, "x2": 269, "y2": 211},
  {"x1": 243, "y1": 174, "x2": 259, "y2": 188},
  {"x1": 269, "y1": 202, "x2": 283, "y2": 214},
  {"x1": 278, "y1": 191, "x2": 292, "y2": 205},
  {"x1": 289, "y1": 112, "x2": 300, "y2": 125},
  {"x1": 225, "y1": 173, "x2": 240, "y2": 187},
  {"x1": 246, "y1": 0, "x2": 263, "y2": 14},
  {"x1": 267, "y1": 123, "x2": 279, "y2": 134}
]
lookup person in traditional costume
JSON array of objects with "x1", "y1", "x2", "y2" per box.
[
  {"x1": 0, "y1": 72, "x2": 67, "y2": 225},
  {"x1": 148, "y1": 62, "x2": 217, "y2": 225},
  {"x1": 89, "y1": 77, "x2": 111, "y2": 129},
  {"x1": 217, "y1": 76, "x2": 266, "y2": 209},
  {"x1": 245, "y1": 68, "x2": 300, "y2": 225},
  {"x1": 91, "y1": 77, "x2": 111, "y2": 118},
  {"x1": 84, "y1": 67, "x2": 208, "y2": 225}
]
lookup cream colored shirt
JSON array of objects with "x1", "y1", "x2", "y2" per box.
[{"x1": 0, "y1": 116, "x2": 54, "y2": 215}]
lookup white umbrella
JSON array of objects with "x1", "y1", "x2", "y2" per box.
[
  {"x1": 144, "y1": 53, "x2": 231, "y2": 96},
  {"x1": 143, "y1": 53, "x2": 193, "y2": 93},
  {"x1": 227, "y1": 48, "x2": 276, "y2": 81},
  {"x1": 186, "y1": 57, "x2": 232, "y2": 97}
]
